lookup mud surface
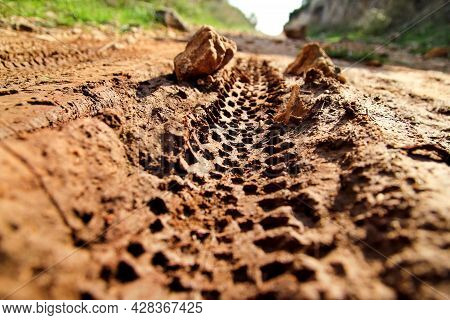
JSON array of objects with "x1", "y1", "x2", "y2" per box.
[{"x1": 0, "y1": 27, "x2": 449, "y2": 299}]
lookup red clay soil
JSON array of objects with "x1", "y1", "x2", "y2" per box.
[{"x1": 0, "y1": 26, "x2": 449, "y2": 299}]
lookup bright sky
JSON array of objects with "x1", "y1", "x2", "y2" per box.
[{"x1": 229, "y1": 0, "x2": 303, "y2": 36}]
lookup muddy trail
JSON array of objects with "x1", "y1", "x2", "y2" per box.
[{"x1": 0, "y1": 27, "x2": 449, "y2": 300}]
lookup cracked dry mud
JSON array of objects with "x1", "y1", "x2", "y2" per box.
[{"x1": 0, "y1": 27, "x2": 449, "y2": 300}]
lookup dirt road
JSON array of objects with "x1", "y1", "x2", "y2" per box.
[{"x1": 0, "y1": 26, "x2": 449, "y2": 299}]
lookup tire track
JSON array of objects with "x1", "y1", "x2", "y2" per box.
[{"x1": 131, "y1": 59, "x2": 338, "y2": 299}]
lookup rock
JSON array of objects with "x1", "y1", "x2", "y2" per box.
[
  {"x1": 424, "y1": 47, "x2": 448, "y2": 59},
  {"x1": 71, "y1": 27, "x2": 82, "y2": 34},
  {"x1": 174, "y1": 26, "x2": 237, "y2": 81},
  {"x1": 99, "y1": 42, "x2": 125, "y2": 52},
  {"x1": 12, "y1": 18, "x2": 35, "y2": 32},
  {"x1": 285, "y1": 42, "x2": 345, "y2": 82},
  {"x1": 274, "y1": 84, "x2": 310, "y2": 124},
  {"x1": 34, "y1": 34, "x2": 56, "y2": 42},
  {"x1": 284, "y1": 25, "x2": 307, "y2": 40},
  {"x1": 286, "y1": 43, "x2": 334, "y2": 76},
  {"x1": 155, "y1": 9, "x2": 189, "y2": 32},
  {"x1": 364, "y1": 59, "x2": 383, "y2": 67},
  {"x1": 15, "y1": 23, "x2": 34, "y2": 32},
  {"x1": 45, "y1": 11, "x2": 57, "y2": 20},
  {"x1": 91, "y1": 29, "x2": 107, "y2": 41}
]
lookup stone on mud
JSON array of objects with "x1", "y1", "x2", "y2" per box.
[
  {"x1": 174, "y1": 26, "x2": 237, "y2": 81},
  {"x1": 274, "y1": 84, "x2": 310, "y2": 124},
  {"x1": 285, "y1": 43, "x2": 345, "y2": 83},
  {"x1": 155, "y1": 9, "x2": 189, "y2": 32},
  {"x1": 12, "y1": 18, "x2": 36, "y2": 32},
  {"x1": 284, "y1": 25, "x2": 307, "y2": 40},
  {"x1": 424, "y1": 47, "x2": 448, "y2": 59}
]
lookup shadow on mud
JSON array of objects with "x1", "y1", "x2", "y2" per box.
[
  {"x1": 136, "y1": 73, "x2": 218, "y2": 99},
  {"x1": 136, "y1": 74, "x2": 178, "y2": 99}
]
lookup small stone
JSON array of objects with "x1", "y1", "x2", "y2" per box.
[
  {"x1": 424, "y1": 47, "x2": 448, "y2": 59},
  {"x1": 365, "y1": 59, "x2": 383, "y2": 67},
  {"x1": 285, "y1": 42, "x2": 344, "y2": 82},
  {"x1": 99, "y1": 42, "x2": 125, "y2": 52},
  {"x1": 284, "y1": 25, "x2": 307, "y2": 40},
  {"x1": 35, "y1": 34, "x2": 56, "y2": 42},
  {"x1": 274, "y1": 84, "x2": 310, "y2": 124},
  {"x1": 45, "y1": 11, "x2": 57, "y2": 20},
  {"x1": 156, "y1": 9, "x2": 189, "y2": 32},
  {"x1": 174, "y1": 26, "x2": 237, "y2": 81},
  {"x1": 12, "y1": 18, "x2": 35, "y2": 32}
]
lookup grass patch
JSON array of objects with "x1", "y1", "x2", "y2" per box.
[
  {"x1": 394, "y1": 21, "x2": 450, "y2": 55},
  {"x1": 0, "y1": 0, "x2": 254, "y2": 31},
  {"x1": 308, "y1": 8, "x2": 449, "y2": 55},
  {"x1": 309, "y1": 25, "x2": 385, "y2": 45},
  {"x1": 325, "y1": 47, "x2": 388, "y2": 64},
  {"x1": 0, "y1": 0, "x2": 155, "y2": 27},
  {"x1": 166, "y1": 0, "x2": 254, "y2": 31}
]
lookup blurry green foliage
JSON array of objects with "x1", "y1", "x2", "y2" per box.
[
  {"x1": 0, "y1": 0, "x2": 254, "y2": 31},
  {"x1": 325, "y1": 47, "x2": 389, "y2": 64},
  {"x1": 358, "y1": 8, "x2": 391, "y2": 36},
  {"x1": 308, "y1": 0, "x2": 449, "y2": 54}
]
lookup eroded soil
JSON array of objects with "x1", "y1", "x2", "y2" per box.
[{"x1": 0, "y1": 26, "x2": 449, "y2": 299}]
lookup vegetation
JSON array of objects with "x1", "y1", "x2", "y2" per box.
[
  {"x1": 168, "y1": 0, "x2": 255, "y2": 31},
  {"x1": 325, "y1": 47, "x2": 389, "y2": 64},
  {"x1": 0, "y1": 0, "x2": 255, "y2": 31},
  {"x1": 393, "y1": 21, "x2": 449, "y2": 54},
  {"x1": 304, "y1": 0, "x2": 449, "y2": 55},
  {"x1": 311, "y1": 20, "x2": 449, "y2": 55}
]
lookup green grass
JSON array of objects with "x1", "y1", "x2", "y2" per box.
[
  {"x1": 394, "y1": 21, "x2": 450, "y2": 54},
  {"x1": 0, "y1": 0, "x2": 254, "y2": 31},
  {"x1": 309, "y1": 14, "x2": 449, "y2": 55},
  {"x1": 325, "y1": 47, "x2": 389, "y2": 64},
  {"x1": 165, "y1": 0, "x2": 254, "y2": 31},
  {"x1": 0, "y1": 0, "x2": 154, "y2": 27}
]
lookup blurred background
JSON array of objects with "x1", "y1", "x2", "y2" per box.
[{"x1": 0, "y1": 0, "x2": 448, "y2": 55}]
